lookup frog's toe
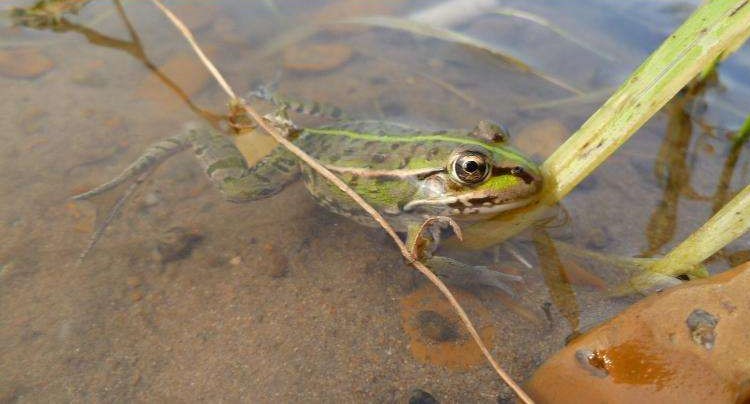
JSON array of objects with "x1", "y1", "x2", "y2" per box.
[
  {"x1": 471, "y1": 267, "x2": 522, "y2": 295},
  {"x1": 425, "y1": 256, "x2": 521, "y2": 295}
]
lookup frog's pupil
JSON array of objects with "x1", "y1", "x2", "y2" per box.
[{"x1": 465, "y1": 161, "x2": 479, "y2": 172}]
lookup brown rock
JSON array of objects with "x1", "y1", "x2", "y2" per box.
[
  {"x1": 686, "y1": 309, "x2": 718, "y2": 350},
  {"x1": 283, "y1": 43, "x2": 353, "y2": 73},
  {"x1": 66, "y1": 202, "x2": 96, "y2": 234},
  {"x1": 18, "y1": 107, "x2": 47, "y2": 135},
  {"x1": 415, "y1": 310, "x2": 460, "y2": 342},
  {"x1": 71, "y1": 59, "x2": 108, "y2": 87},
  {"x1": 129, "y1": 290, "x2": 143, "y2": 303},
  {"x1": 311, "y1": 1, "x2": 403, "y2": 34},
  {"x1": 259, "y1": 243, "x2": 289, "y2": 278},
  {"x1": 125, "y1": 276, "x2": 141, "y2": 288},
  {"x1": 526, "y1": 262, "x2": 750, "y2": 403},
  {"x1": 212, "y1": 16, "x2": 245, "y2": 45},
  {"x1": 0, "y1": 47, "x2": 54, "y2": 79},
  {"x1": 400, "y1": 284, "x2": 494, "y2": 370},
  {"x1": 514, "y1": 119, "x2": 568, "y2": 159},
  {"x1": 155, "y1": 227, "x2": 203, "y2": 264},
  {"x1": 172, "y1": 3, "x2": 218, "y2": 31},
  {"x1": 136, "y1": 53, "x2": 211, "y2": 108}
]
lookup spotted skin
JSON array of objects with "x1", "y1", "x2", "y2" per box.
[
  {"x1": 250, "y1": 86, "x2": 348, "y2": 120},
  {"x1": 73, "y1": 124, "x2": 299, "y2": 203},
  {"x1": 295, "y1": 121, "x2": 541, "y2": 230}
]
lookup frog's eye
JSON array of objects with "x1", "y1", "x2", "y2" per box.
[{"x1": 449, "y1": 149, "x2": 492, "y2": 185}]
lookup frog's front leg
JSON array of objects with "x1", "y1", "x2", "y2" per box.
[{"x1": 406, "y1": 220, "x2": 522, "y2": 295}]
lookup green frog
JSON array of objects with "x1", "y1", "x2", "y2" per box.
[{"x1": 74, "y1": 93, "x2": 543, "y2": 293}]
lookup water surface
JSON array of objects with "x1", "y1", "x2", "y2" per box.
[{"x1": 1, "y1": 0, "x2": 748, "y2": 401}]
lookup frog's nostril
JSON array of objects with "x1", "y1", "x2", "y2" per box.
[{"x1": 510, "y1": 166, "x2": 537, "y2": 185}]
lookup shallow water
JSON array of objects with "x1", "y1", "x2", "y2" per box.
[{"x1": 1, "y1": 0, "x2": 749, "y2": 401}]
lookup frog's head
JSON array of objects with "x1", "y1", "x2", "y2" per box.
[{"x1": 404, "y1": 143, "x2": 543, "y2": 217}]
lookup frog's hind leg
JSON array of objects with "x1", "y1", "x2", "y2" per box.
[
  {"x1": 73, "y1": 124, "x2": 300, "y2": 203},
  {"x1": 73, "y1": 124, "x2": 299, "y2": 261},
  {"x1": 187, "y1": 125, "x2": 300, "y2": 202},
  {"x1": 72, "y1": 135, "x2": 190, "y2": 200},
  {"x1": 73, "y1": 132, "x2": 192, "y2": 261}
]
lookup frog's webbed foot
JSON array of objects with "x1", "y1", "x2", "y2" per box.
[
  {"x1": 407, "y1": 216, "x2": 463, "y2": 261},
  {"x1": 424, "y1": 256, "x2": 521, "y2": 296},
  {"x1": 77, "y1": 170, "x2": 152, "y2": 263},
  {"x1": 72, "y1": 131, "x2": 191, "y2": 200},
  {"x1": 71, "y1": 127, "x2": 195, "y2": 262},
  {"x1": 407, "y1": 217, "x2": 522, "y2": 294}
]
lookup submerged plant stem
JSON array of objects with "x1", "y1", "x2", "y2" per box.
[
  {"x1": 651, "y1": 183, "x2": 750, "y2": 276},
  {"x1": 150, "y1": 0, "x2": 236, "y2": 100},
  {"x1": 341, "y1": 16, "x2": 582, "y2": 96},
  {"x1": 491, "y1": 7, "x2": 615, "y2": 61},
  {"x1": 735, "y1": 114, "x2": 750, "y2": 143},
  {"x1": 148, "y1": 0, "x2": 532, "y2": 401}
]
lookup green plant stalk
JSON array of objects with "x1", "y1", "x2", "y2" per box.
[
  {"x1": 491, "y1": 7, "x2": 615, "y2": 61},
  {"x1": 342, "y1": 16, "x2": 582, "y2": 95},
  {"x1": 735, "y1": 113, "x2": 750, "y2": 143},
  {"x1": 544, "y1": 0, "x2": 749, "y2": 203},
  {"x1": 459, "y1": 0, "x2": 750, "y2": 250},
  {"x1": 650, "y1": 183, "x2": 750, "y2": 276}
]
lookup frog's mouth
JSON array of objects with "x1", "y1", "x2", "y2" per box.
[{"x1": 402, "y1": 194, "x2": 538, "y2": 216}]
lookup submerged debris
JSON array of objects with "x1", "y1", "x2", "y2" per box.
[
  {"x1": 408, "y1": 389, "x2": 438, "y2": 404},
  {"x1": 155, "y1": 227, "x2": 203, "y2": 264},
  {"x1": 0, "y1": 48, "x2": 54, "y2": 79},
  {"x1": 685, "y1": 309, "x2": 718, "y2": 350},
  {"x1": 282, "y1": 43, "x2": 353, "y2": 73},
  {"x1": 400, "y1": 285, "x2": 495, "y2": 370},
  {"x1": 10, "y1": 0, "x2": 91, "y2": 28},
  {"x1": 416, "y1": 310, "x2": 460, "y2": 343},
  {"x1": 258, "y1": 243, "x2": 289, "y2": 278},
  {"x1": 574, "y1": 348, "x2": 609, "y2": 378}
]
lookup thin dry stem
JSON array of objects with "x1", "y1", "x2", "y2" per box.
[
  {"x1": 149, "y1": 1, "x2": 533, "y2": 401},
  {"x1": 150, "y1": 0, "x2": 236, "y2": 100}
]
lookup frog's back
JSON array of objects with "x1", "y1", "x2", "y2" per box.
[{"x1": 296, "y1": 120, "x2": 468, "y2": 171}]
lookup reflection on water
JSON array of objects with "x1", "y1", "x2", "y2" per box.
[
  {"x1": 1, "y1": 0, "x2": 748, "y2": 401},
  {"x1": 645, "y1": 90, "x2": 706, "y2": 256}
]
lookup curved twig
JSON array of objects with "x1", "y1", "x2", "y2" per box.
[{"x1": 149, "y1": 0, "x2": 533, "y2": 401}]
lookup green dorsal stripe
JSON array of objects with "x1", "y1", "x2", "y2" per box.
[{"x1": 305, "y1": 128, "x2": 520, "y2": 160}]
